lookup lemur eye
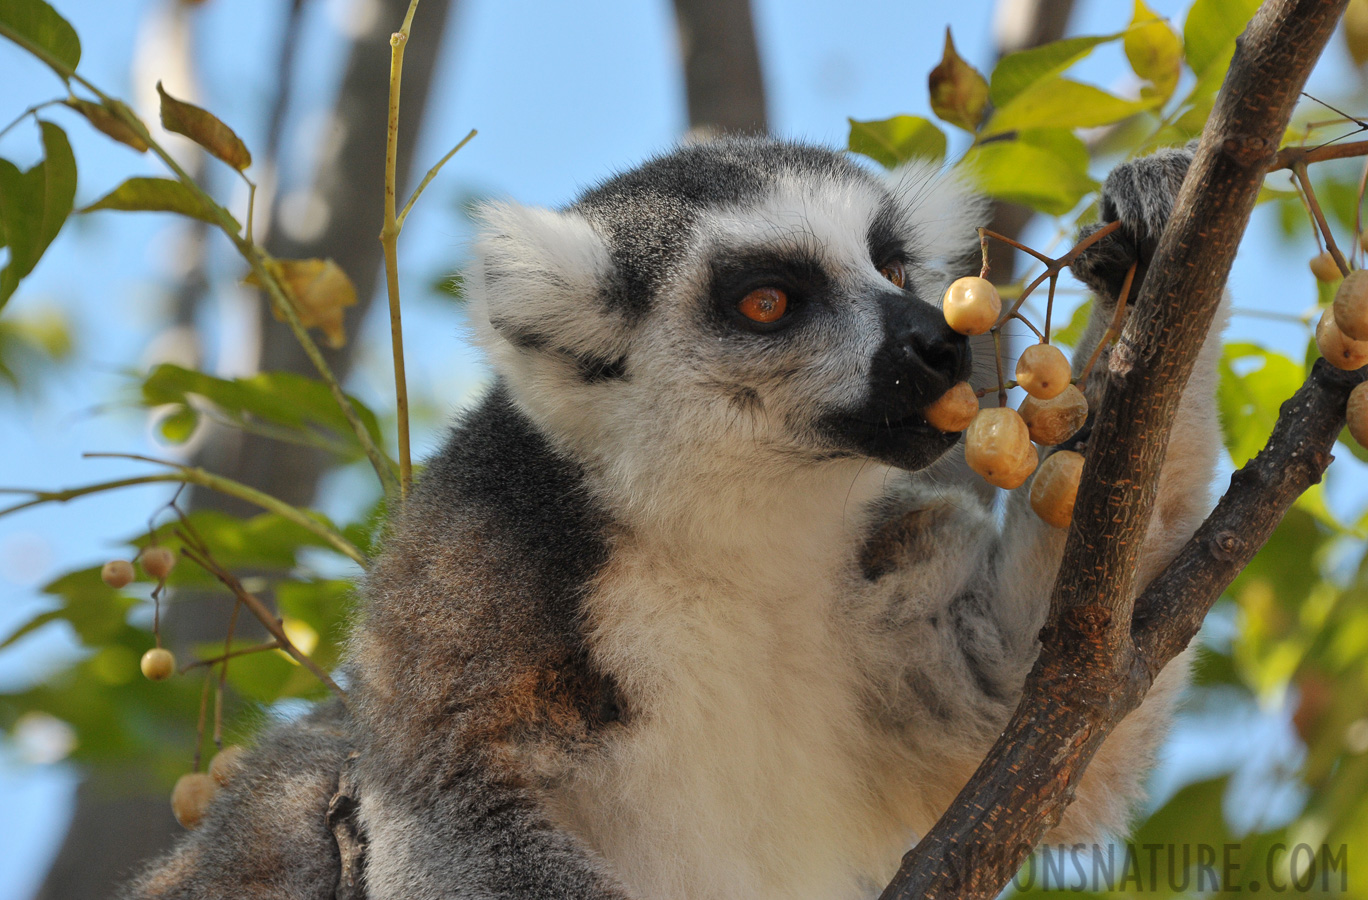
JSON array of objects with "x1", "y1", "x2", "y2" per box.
[
  {"x1": 738, "y1": 287, "x2": 788, "y2": 324},
  {"x1": 879, "y1": 260, "x2": 906, "y2": 289}
]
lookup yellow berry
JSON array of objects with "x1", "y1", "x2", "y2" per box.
[
  {"x1": 1030, "y1": 450, "x2": 1085, "y2": 528},
  {"x1": 209, "y1": 745, "x2": 247, "y2": 787},
  {"x1": 101, "y1": 560, "x2": 135, "y2": 589},
  {"x1": 1015, "y1": 343, "x2": 1072, "y2": 400},
  {"x1": 140, "y1": 647, "x2": 176, "y2": 681},
  {"x1": 141, "y1": 546, "x2": 176, "y2": 580},
  {"x1": 1333, "y1": 270, "x2": 1368, "y2": 341},
  {"x1": 964, "y1": 407, "x2": 1037, "y2": 489},
  {"x1": 924, "y1": 382, "x2": 979, "y2": 432},
  {"x1": 171, "y1": 772, "x2": 217, "y2": 829},
  {"x1": 1018, "y1": 384, "x2": 1089, "y2": 446},
  {"x1": 1348, "y1": 382, "x2": 1368, "y2": 449},
  {"x1": 942, "y1": 276, "x2": 1002, "y2": 336},
  {"x1": 1317, "y1": 309, "x2": 1368, "y2": 370},
  {"x1": 1311, "y1": 251, "x2": 1342, "y2": 283}
]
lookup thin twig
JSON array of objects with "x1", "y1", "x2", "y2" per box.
[
  {"x1": 377, "y1": 0, "x2": 425, "y2": 501},
  {"x1": 1076, "y1": 262, "x2": 1137, "y2": 384},
  {"x1": 180, "y1": 640, "x2": 281, "y2": 673},
  {"x1": 174, "y1": 511, "x2": 347, "y2": 704},
  {"x1": 1293, "y1": 161, "x2": 1350, "y2": 276},
  {"x1": 396, "y1": 128, "x2": 476, "y2": 231}
]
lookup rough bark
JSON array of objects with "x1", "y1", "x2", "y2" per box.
[{"x1": 879, "y1": 1, "x2": 1351, "y2": 896}]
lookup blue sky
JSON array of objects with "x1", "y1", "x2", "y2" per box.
[{"x1": 0, "y1": 0, "x2": 1362, "y2": 896}]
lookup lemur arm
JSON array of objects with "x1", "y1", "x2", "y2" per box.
[
  {"x1": 118, "y1": 703, "x2": 353, "y2": 900},
  {"x1": 357, "y1": 768, "x2": 632, "y2": 900}
]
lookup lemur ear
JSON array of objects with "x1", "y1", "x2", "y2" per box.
[
  {"x1": 468, "y1": 202, "x2": 631, "y2": 363},
  {"x1": 885, "y1": 160, "x2": 988, "y2": 274}
]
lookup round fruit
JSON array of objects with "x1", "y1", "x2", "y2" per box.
[
  {"x1": 209, "y1": 745, "x2": 247, "y2": 787},
  {"x1": 171, "y1": 772, "x2": 217, "y2": 829},
  {"x1": 1333, "y1": 269, "x2": 1368, "y2": 341},
  {"x1": 1030, "y1": 450, "x2": 1085, "y2": 529},
  {"x1": 964, "y1": 407, "x2": 1037, "y2": 489},
  {"x1": 942, "y1": 276, "x2": 1002, "y2": 336},
  {"x1": 101, "y1": 560, "x2": 135, "y2": 589},
  {"x1": 1018, "y1": 384, "x2": 1089, "y2": 446},
  {"x1": 140, "y1": 647, "x2": 176, "y2": 681},
  {"x1": 1310, "y1": 251, "x2": 1341, "y2": 283},
  {"x1": 1015, "y1": 343, "x2": 1072, "y2": 400},
  {"x1": 1316, "y1": 309, "x2": 1368, "y2": 371},
  {"x1": 141, "y1": 546, "x2": 177, "y2": 580},
  {"x1": 1348, "y1": 382, "x2": 1368, "y2": 449},
  {"x1": 924, "y1": 381, "x2": 979, "y2": 432}
]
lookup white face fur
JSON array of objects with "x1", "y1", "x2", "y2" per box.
[{"x1": 466, "y1": 151, "x2": 987, "y2": 522}]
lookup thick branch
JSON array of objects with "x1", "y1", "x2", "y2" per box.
[
  {"x1": 879, "y1": 1, "x2": 1349, "y2": 896},
  {"x1": 1133, "y1": 360, "x2": 1365, "y2": 665}
]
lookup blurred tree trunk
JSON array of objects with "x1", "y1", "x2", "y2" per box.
[
  {"x1": 672, "y1": 0, "x2": 768, "y2": 136},
  {"x1": 35, "y1": 1, "x2": 454, "y2": 895},
  {"x1": 984, "y1": 0, "x2": 1076, "y2": 281}
]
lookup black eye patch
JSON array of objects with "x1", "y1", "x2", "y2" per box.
[
  {"x1": 706, "y1": 247, "x2": 831, "y2": 332},
  {"x1": 866, "y1": 204, "x2": 911, "y2": 269}
]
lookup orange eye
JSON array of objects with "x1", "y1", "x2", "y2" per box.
[
  {"x1": 880, "y1": 260, "x2": 906, "y2": 289},
  {"x1": 738, "y1": 287, "x2": 788, "y2": 324}
]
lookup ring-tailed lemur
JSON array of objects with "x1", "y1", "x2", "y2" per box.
[{"x1": 123, "y1": 138, "x2": 1222, "y2": 900}]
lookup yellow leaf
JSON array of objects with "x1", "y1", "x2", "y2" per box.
[
  {"x1": 63, "y1": 98, "x2": 148, "y2": 152},
  {"x1": 1346, "y1": 0, "x2": 1368, "y2": 67},
  {"x1": 1124, "y1": 0, "x2": 1182, "y2": 102},
  {"x1": 156, "y1": 81, "x2": 251, "y2": 171},
  {"x1": 246, "y1": 258, "x2": 358, "y2": 348}
]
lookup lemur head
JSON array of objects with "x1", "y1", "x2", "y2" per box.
[{"x1": 468, "y1": 138, "x2": 984, "y2": 487}]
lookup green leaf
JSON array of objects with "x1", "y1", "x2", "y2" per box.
[
  {"x1": 1217, "y1": 342, "x2": 1305, "y2": 467},
  {"x1": 928, "y1": 29, "x2": 989, "y2": 133},
  {"x1": 1183, "y1": 0, "x2": 1262, "y2": 78},
  {"x1": 1125, "y1": 0, "x2": 1182, "y2": 102},
  {"x1": 156, "y1": 81, "x2": 252, "y2": 171},
  {"x1": 81, "y1": 176, "x2": 240, "y2": 231},
  {"x1": 847, "y1": 116, "x2": 947, "y2": 169},
  {"x1": 0, "y1": 120, "x2": 76, "y2": 310},
  {"x1": 988, "y1": 31, "x2": 1125, "y2": 107},
  {"x1": 0, "y1": 0, "x2": 80, "y2": 78},
  {"x1": 960, "y1": 129, "x2": 1098, "y2": 216},
  {"x1": 140, "y1": 363, "x2": 386, "y2": 464},
  {"x1": 1052, "y1": 299, "x2": 1094, "y2": 349},
  {"x1": 156, "y1": 404, "x2": 200, "y2": 443},
  {"x1": 983, "y1": 77, "x2": 1157, "y2": 138}
]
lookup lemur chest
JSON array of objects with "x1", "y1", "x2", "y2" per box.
[{"x1": 549, "y1": 545, "x2": 923, "y2": 900}]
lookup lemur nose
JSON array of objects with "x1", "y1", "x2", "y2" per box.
[
  {"x1": 904, "y1": 328, "x2": 968, "y2": 381},
  {"x1": 891, "y1": 316, "x2": 970, "y2": 387}
]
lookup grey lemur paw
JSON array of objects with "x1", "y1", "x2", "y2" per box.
[{"x1": 1070, "y1": 141, "x2": 1197, "y2": 305}]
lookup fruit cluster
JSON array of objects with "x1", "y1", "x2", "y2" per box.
[
  {"x1": 928, "y1": 276, "x2": 1089, "y2": 529},
  {"x1": 172, "y1": 745, "x2": 245, "y2": 828},
  {"x1": 1317, "y1": 267, "x2": 1368, "y2": 445},
  {"x1": 928, "y1": 253, "x2": 1368, "y2": 530},
  {"x1": 100, "y1": 547, "x2": 179, "y2": 680}
]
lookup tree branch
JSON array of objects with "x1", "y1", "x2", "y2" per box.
[
  {"x1": 879, "y1": 1, "x2": 1350, "y2": 896},
  {"x1": 1133, "y1": 359, "x2": 1365, "y2": 666}
]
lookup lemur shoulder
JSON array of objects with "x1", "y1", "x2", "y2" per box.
[{"x1": 124, "y1": 138, "x2": 1223, "y2": 900}]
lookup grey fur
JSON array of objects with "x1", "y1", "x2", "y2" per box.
[{"x1": 124, "y1": 139, "x2": 1219, "y2": 900}]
